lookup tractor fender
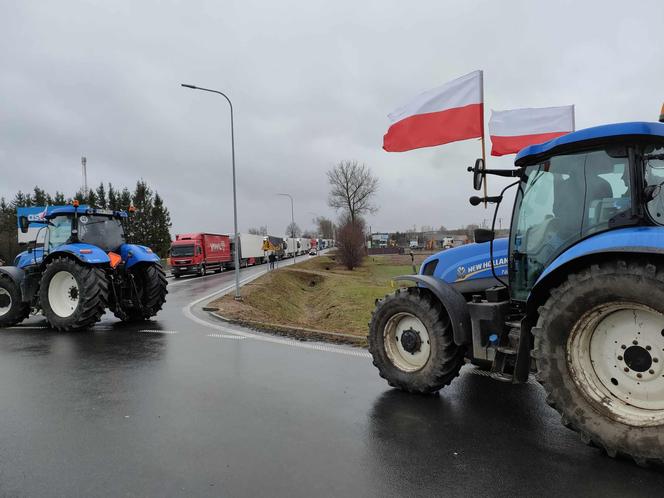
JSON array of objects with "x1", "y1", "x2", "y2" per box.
[
  {"x1": 0, "y1": 266, "x2": 27, "y2": 302},
  {"x1": 120, "y1": 244, "x2": 160, "y2": 270},
  {"x1": 0, "y1": 266, "x2": 26, "y2": 287},
  {"x1": 393, "y1": 275, "x2": 471, "y2": 346},
  {"x1": 529, "y1": 227, "x2": 664, "y2": 307},
  {"x1": 44, "y1": 243, "x2": 111, "y2": 266}
]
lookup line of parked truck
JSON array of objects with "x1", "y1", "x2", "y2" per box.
[{"x1": 168, "y1": 232, "x2": 334, "y2": 278}]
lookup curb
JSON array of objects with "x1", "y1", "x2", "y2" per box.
[{"x1": 207, "y1": 311, "x2": 368, "y2": 348}]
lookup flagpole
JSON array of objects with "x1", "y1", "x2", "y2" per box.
[{"x1": 479, "y1": 70, "x2": 487, "y2": 208}]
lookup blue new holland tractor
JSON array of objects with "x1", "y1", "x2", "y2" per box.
[
  {"x1": 0, "y1": 205, "x2": 167, "y2": 331},
  {"x1": 369, "y1": 121, "x2": 664, "y2": 465}
]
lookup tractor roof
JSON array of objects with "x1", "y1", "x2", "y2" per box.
[
  {"x1": 515, "y1": 121, "x2": 664, "y2": 166},
  {"x1": 46, "y1": 206, "x2": 128, "y2": 219}
]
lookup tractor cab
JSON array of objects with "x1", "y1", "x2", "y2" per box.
[
  {"x1": 17, "y1": 206, "x2": 130, "y2": 268},
  {"x1": 509, "y1": 122, "x2": 664, "y2": 301}
]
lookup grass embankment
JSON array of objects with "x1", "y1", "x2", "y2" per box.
[{"x1": 209, "y1": 253, "x2": 431, "y2": 341}]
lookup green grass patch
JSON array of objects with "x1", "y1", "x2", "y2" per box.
[{"x1": 210, "y1": 254, "x2": 427, "y2": 336}]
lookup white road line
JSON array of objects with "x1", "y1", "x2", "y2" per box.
[
  {"x1": 182, "y1": 270, "x2": 372, "y2": 359},
  {"x1": 7, "y1": 326, "x2": 48, "y2": 330},
  {"x1": 207, "y1": 334, "x2": 246, "y2": 340},
  {"x1": 138, "y1": 329, "x2": 179, "y2": 334}
]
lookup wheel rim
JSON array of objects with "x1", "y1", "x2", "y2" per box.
[
  {"x1": 383, "y1": 312, "x2": 431, "y2": 372},
  {"x1": 0, "y1": 288, "x2": 12, "y2": 317},
  {"x1": 568, "y1": 302, "x2": 664, "y2": 427},
  {"x1": 48, "y1": 271, "x2": 80, "y2": 318}
]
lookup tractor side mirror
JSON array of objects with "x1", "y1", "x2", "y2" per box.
[
  {"x1": 471, "y1": 158, "x2": 485, "y2": 191},
  {"x1": 474, "y1": 228, "x2": 495, "y2": 244},
  {"x1": 19, "y1": 216, "x2": 30, "y2": 233}
]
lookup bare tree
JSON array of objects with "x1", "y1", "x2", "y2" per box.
[
  {"x1": 314, "y1": 216, "x2": 336, "y2": 239},
  {"x1": 248, "y1": 226, "x2": 268, "y2": 236},
  {"x1": 336, "y1": 216, "x2": 366, "y2": 270},
  {"x1": 285, "y1": 222, "x2": 301, "y2": 238},
  {"x1": 327, "y1": 160, "x2": 378, "y2": 226}
]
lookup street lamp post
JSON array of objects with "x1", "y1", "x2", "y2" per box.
[
  {"x1": 181, "y1": 83, "x2": 241, "y2": 300},
  {"x1": 278, "y1": 193, "x2": 295, "y2": 264}
]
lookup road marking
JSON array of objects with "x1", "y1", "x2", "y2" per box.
[
  {"x1": 7, "y1": 326, "x2": 48, "y2": 330},
  {"x1": 207, "y1": 334, "x2": 246, "y2": 340},
  {"x1": 138, "y1": 329, "x2": 179, "y2": 334},
  {"x1": 182, "y1": 270, "x2": 372, "y2": 359}
]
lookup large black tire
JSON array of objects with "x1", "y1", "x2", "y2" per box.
[
  {"x1": 368, "y1": 287, "x2": 465, "y2": 394},
  {"x1": 0, "y1": 274, "x2": 30, "y2": 327},
  {"x1": 40, "y1": 257, "x2": 108, "y2": 331},
  {"x1": 115, "y1": 263, "x2": 167, "y2": 322},
  {"x1": 533, "y1": 260, "x2": 664, "y2": 466}
]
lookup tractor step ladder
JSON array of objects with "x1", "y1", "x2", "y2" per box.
[{"x1": 491, "y1": 323, "x2": 521, "y2": 381}]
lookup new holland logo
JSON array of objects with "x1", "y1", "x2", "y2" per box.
[{"x1": 456, "y1": 266, "x2": 466, "y2": 279}]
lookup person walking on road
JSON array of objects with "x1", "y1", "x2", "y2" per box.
[{"x1": 269, "y1": 252, "x2": 276, "y2": 270}]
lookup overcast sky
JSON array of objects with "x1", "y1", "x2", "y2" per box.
[{"x1": 2, "y1": 0, "x2": 663, "y2": 236}]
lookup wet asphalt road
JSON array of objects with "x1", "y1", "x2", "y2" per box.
[{"x1": 0, "y1": 261, "x2": 663, "y2": 497}]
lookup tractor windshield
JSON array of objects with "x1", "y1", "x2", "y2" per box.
[
  {"x1": 509, "y1": 148, "x2": 631, "y2": 301},
  {"x1": 78, "y1": 215, "x2": 126, "y2": 252}
]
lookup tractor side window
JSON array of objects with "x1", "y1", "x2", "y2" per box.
[
  {"x1": 48, "y1": 217, "x2": 72, "y2": 250},
  {"x1": 645, "y1": 146, "x2": 664, "y2": 224},
  {"x1": 581, "y1": 150, "x2": 630, "y2": 236}
]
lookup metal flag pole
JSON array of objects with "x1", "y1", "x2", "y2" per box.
[{"x1": 479, "y1": 70, "x2": 488, "y2": 208}]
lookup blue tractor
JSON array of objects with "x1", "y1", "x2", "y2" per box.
[
  {"x1": 369, "y1": 121, "x2": 664, "y2": 465},
  {"x1": 0, "y1": 205, "x2": 167, "y2": 331}
]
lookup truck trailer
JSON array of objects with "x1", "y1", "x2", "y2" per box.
[
  {"x1": 230, "y1": 233, "x2": 268, "y2": 267},
  {"x1": 169, "y1": 233, "x2": 231, "y2": 278}
]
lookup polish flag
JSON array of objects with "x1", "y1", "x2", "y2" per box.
[
  {"x1": 383, "y1": 71, "x2": 484, "y2": 152},
  {"x1": 489, "y1": 105, "x2": 574, "y2": 156}
]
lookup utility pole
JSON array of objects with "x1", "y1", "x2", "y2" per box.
[
  {"x1": 181, "y1": 83, "x2": 242, "y2": 300},
  {"x1": 81, "y1": 156, "x2": 88, "y2": 197}
]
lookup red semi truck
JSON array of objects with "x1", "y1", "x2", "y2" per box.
[{"x1": 169, "y1": 233, "x2": 231, "y2": 278}]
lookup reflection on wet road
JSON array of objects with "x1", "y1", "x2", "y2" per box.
[{"x1": 0, "y1": 263, "x2": 662, "y2": 496}]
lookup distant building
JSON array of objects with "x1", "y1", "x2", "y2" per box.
[{"x1": 370, "y1": 233, "x2": 389, "y2": 248}]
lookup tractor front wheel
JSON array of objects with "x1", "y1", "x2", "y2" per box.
[
  {"x1": 368, "y1": 287, "x2": 465, "y2": 394},
  {"x1": 115, "y1": 264, "x2": 167, "y2": 322},
  {"x1": 40, "y1": 257, "x2": 108, "y2": 331},
  {"x1": 0, "y1": 274, "x2": 30, "y2": 327},
  {"x1": 534, "y1": 260, "x2": 664, "y2": 466}
]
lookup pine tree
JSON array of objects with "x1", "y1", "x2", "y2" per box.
[
  {"x1": 95, "y1": 183, "x2": 107, "y2": 208},
  {"x1": 129, "y1": 181, "x2": 153, "y2": 245},
  {"x1": 119, "y1": 188, "x2": 132, "y2": 211},
  {"x1": 150, "y1": 192, "x2": 172, "y2": 256},
  {"x1": 32, "y1": 186, "x2": 48, "y2": 206},
  {"x1": 86, "y1": 189, "x2": 98, "y2": 207},
  {"x1": 107, "y1": 184, "x2": 118, "y2": 211},
  {"x1": 53, "y1": 191, "x2": 66, "y2": 205}
]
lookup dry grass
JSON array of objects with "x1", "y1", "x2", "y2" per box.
[{"x1": 209, "y1": 253, "x2": 428, "y2": 337}]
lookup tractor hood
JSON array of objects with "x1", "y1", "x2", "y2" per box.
[
  {"x1": 420, "y1": 238, "x2": 509, "y2": 292},
  {"x1": 119, "y1": 244, "x2": 160, "y2": 269}
]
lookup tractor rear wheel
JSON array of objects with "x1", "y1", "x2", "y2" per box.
[
  {"x1": 0, "y1": 274, "x2": 30, "y2": 327},
  {"x1": 40, "y1": 257, "x2": 108, "y2": 331},
  {"x1": 115, "y1": 263, "x2": 167, "y2": 322},
  {"x1": 369, "y1": 287, "x2": 465, "y2": 394},
  {"x1": 533, "y1": 260, "x2": 664, "y2": 466}
]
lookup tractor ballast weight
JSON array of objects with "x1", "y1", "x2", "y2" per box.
[
  {"x1": 0, "y1": 205, "x2": 168, "y2": 330},
  {"x1": 369, "y1": 121, "x2": 664, "y2": 466}
]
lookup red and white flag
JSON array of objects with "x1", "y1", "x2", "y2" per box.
[
  {"x1": 489, "y1": 105, "x2": 574, "y2": 156},
  {"x1": 383, "y1": 70, "x2": 484, "y2": 152}
]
